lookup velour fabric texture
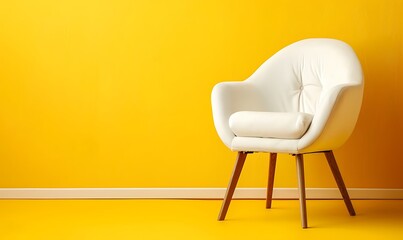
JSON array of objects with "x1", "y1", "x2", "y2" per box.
[
  {"x1": 211, "y1": 38, "x2": 364, "y2": 154},
  {"x1": 229, "y1": 111, "x2": 313, "y2": 139}
]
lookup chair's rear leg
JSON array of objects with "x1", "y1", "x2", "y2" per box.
[
  {"x1": 296, "y1": 154, "x2": 308, "y2": 228},
  {"x1": 266, "y1": 153, "x2": 277, "y2": 209},
  {"x1": 324, "y1": 151, "x2": 356, "y2": 216},
  {"x1": 218, "y1": 151, "x2": 248, "y2": 221}
]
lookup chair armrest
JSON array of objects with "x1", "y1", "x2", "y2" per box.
[
  {"x1": 211, "y1": 81, "x2": 266, "y2": 148},
  {"x1": 298, "y1": 83, "x2": 364, "y2": 152}
]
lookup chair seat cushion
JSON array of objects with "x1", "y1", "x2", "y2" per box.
[{"x1": 229, "y1": 111, "x2": 313, "y2": 139}]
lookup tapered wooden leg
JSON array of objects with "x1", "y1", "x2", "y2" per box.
[
  {"x1": 218, "y1": 152, "x2": 248, "y2": 221},
  {"x1": 296, "y1": 154, "x2": 308, "y2": 228},
  {"x1": 266, "y1": 153, "x2": 277, "y2": 209},
  {"x1": 324, "y1": 151, "x2": 356, "y2": 216}
]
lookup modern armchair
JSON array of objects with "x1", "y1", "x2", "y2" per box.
[{"x1": 211, "y1": 38, "x2": 364, "y2": 228}]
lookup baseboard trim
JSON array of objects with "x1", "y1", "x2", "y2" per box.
[{"x1": 0, "y1": 188, "x2": 402, "y2": 200}]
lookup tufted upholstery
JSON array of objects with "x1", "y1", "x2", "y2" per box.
[{"x1": 212, "y1": 38, "x2": 364, "y2": 154}]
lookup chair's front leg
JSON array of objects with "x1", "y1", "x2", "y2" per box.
[
  {"x1": 218, "y1": 151, "x2": 248, "y2": 221},
  {"x1": 296, "y1": 154, "x2": 308, "y2": 228},
  {"x1": 324, "y1": 151, "x2": 356, "y2": 216},
  {"x1": 266, "y1": 153, "x2": 277, "y2": 209}
]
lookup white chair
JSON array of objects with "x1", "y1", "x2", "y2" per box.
[{"x1": 211, "y1": 38, "x2": 363, "y2": 228}]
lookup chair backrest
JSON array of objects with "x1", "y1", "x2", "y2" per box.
[{"x1": 247, "y1": 38, "x2": 363, "y2": 115}]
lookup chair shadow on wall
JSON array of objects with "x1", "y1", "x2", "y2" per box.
[
  {"x1": 334, "y1": 43, "x2": 403, "y2": 191},
  {"x1": 310, "y1": 43, "x2": 403, "y2": 227}
]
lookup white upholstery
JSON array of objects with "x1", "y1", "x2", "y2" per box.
[
  {"x1": 212, "y1": 38, "x2": 364, "y2": 154},
  {"x1": 229, "y1": 111, "x2": 313, "y2": 139}
]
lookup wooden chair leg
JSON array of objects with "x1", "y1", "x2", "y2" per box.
[
  {"x1": 218, "y1": 151, "x2": 248, "y2": 221},
  {"x1": 266, "y1": 153, "x2": 277, "y2": 209},
  {"x1": 324, "y1": 151, "x2": 356, "y2": 216},
  {"x1": 296, "y1": 154, "x2": 308, "y2": 228}
]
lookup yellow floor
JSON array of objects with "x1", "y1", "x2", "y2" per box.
[{"x1": 0, "y1": 199, "x2": 402, "y2": 239}]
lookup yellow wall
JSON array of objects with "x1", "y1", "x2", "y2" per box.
[{"x1": 0, "y1": 0, "x2": 402, "y2": 188}]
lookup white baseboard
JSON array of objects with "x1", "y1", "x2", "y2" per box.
[{"x1": 0, "y1": 188, "x2": 402, "y2": 199}]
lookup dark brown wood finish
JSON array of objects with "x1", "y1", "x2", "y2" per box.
[
  {"x1": 266, "y1": 153, "x2": 277, "y2": 209},
  {"x1": 324, "y1": 150, "x2": 356, "y2": 216},
  {"x1": 218, "y1": 151, "x2": 248, "y2": 221},
  {"x1": 296, "y1": 154, "x2": 308, "y2": 228}
]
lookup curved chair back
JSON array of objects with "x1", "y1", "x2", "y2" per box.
[{"x1": 248, "y1": 38, "x2": 363, "y2": 114}]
